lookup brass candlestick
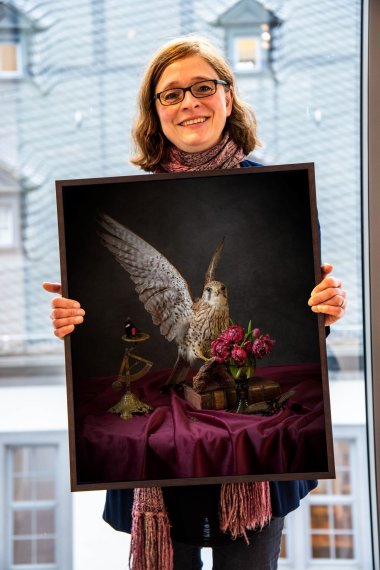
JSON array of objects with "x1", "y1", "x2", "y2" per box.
[{"x1": 109, "y1": 332, "x2": 153, "y2": 420}]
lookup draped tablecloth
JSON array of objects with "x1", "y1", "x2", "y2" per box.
[{"x1": 75, "y1": 363, "x2": 327, "y2": 484}]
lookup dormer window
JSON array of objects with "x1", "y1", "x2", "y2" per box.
[
  {"x1": 215, "y1": 0, "x2": 280, "y2": 74},
  {"x1": 0, "y1": 3, "x2": 30, "y2": 78}
]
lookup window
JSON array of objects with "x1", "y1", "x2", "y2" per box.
[
  {"x1": 9, "y1": 446, "x2": 57, "y2": 566},
  {"x1": 308, "y1": 443, "x2": 355, "y2": 560},
  {"x1": 0, "y1": 0, "x2": 377, "y2": 567},
  {"x1": 279, "y1": 429, "x2": 371, "y2": 568},
  {"x1": 306, "y1": 437, "x2": 362, "y2": 564},
  {"x1": 0, "y1": 2, "x2": 27, "y2": 78},
  {"x1": 0, "y1": 433, "x2": 72, "y2": 570},
  {"x1": 232, "y1": 25, "x2": 272, "y2": 72}
]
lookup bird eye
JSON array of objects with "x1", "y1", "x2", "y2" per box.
[
  {"x1": 206, "y1": 287, "x2": 212, "y2": 292},
  {"x1": 221, "y1": 286, "x2": 225, "y2": 291}
]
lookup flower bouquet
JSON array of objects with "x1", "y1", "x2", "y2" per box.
[{"x1": 211, "y1": 322, "x2": 276, "y2": 413}]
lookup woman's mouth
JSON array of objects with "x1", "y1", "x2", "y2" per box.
[{"x1": 179, "y1": 117, "x2": 208, "y2": 126}]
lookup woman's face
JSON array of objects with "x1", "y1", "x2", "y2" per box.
[{"x1": 154, "y1": 55, "x2": 233, "y2": 153}]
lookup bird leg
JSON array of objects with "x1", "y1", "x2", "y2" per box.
[{"x1": 164, "y1": 354, "x2": 190, "y2": 387}]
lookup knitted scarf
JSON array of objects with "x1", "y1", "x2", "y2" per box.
[
  {"x1": 129, "y1": 133, "x2": 272, "y2": 570},
  {"x1": 156, "y1": 131, "x2": 245, "y2": 172}
]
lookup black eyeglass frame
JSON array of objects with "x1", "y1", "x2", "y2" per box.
[{"x1": 153, "y1": 79, "x2": 230, "y2": 106}]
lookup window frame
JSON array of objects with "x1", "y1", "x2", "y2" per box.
[
  {"x1": 232, "y1": 33, "x2": 263, "y2": 72},
  {"x1": 364, "y1": 0, "x2": 380, "y2": 567},
  {"x1": 226, "y1": 26, "x2": 270, "y2": 74}
]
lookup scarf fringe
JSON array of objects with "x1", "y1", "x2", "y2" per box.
[
  {"x1": 130, "y1": 482, "x2": 272, "y2": 569},
  {"x1": 219, "y1": 482, "x2": 272, "y2": 544},
  {"x1": 129, "y1": 487, "x2": 173, "y2": 570}
]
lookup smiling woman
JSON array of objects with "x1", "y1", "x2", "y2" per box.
[{"x1": 130, "y1": 37, "x2": 260, "y2": 172}]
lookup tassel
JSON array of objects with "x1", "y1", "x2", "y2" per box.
[
  {"x1": 129, "y1": 487, "x2": 173, "y2": 570},
  {"x1": 219, "y1": 482, "x2": 272, "y2": 544}
]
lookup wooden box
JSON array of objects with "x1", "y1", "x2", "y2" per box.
[{"x1": 183, "y1": 382, "x2": 237, "y2": 410}]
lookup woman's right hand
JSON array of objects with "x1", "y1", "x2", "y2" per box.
[{"x1": 42, "y1": 282, "x2": 85, "y2": 339}]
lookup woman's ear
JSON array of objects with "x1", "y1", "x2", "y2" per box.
[{"x1": 226, "y1": 86, "x2": 233, "y2": 117}]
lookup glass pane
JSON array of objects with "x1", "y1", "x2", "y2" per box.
[
  {"x1": 13, "y1": 510, "x2": 32, "y2": 535},
  {"x1": 13, "y1": 539, "x2": 32, "y2": 564},
  {"x1": 12, "y1": 447, "x2": 31, "y2": 474},
  {"x1": 237, "y1": 38, "x2": 258, "y2": 64},
  {"x1": 13, "y1": 476, "x2": 33, "y2": 501},
  {"x1": 36, "y1": 478, "x2": 55, "y2": 500},
  {"x1": 333, "y1": 470, "x2": 351, "y2": 495},
  {"x1": 0, "y1": 44, "x2": 18, "y2": 72},
  {"x1": 311, "y1": 534, "x2": 331, "y2": 558},
  {"x1": 311, "y1": 479, "x2": 330, "y2": 495},
  {"x1": 280, "y1": 533, "x2": 287, "y2": 558},
  {"x1": 36, "y1": 538, "x2": 55, "y2": 564},
  {"x1": 334, "y1": 505, "x2": 352, "y2": 530},
  {"x1": 37, "y1": 509, "x2": 55, "y2": 535},
  {"x1": 335, "y1": 534, "x2": 354, "y2": 559},
  {"x1": 0, "y1": 1, "x2": 373, "y2": 569},
  {"x1": 334, "y1": 441, "x2": 351, "y2": 467},
  {"x1": 34, "y1": 446, "x2": 56, "y2": 473},
  {"x1": 310, "y1": 505, "x2": 330, "y2": 529}
]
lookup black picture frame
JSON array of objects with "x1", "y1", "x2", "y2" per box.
[{"x1": 56, "y1": 163, "x2": 335, "y2": 491}]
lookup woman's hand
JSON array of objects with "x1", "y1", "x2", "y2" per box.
[
  {"x1": 308, "y1": 264, "x2": 346, "y2": 326},
  {"x1": 42, "y1": 282, "x2": 85, "y2": 339}
]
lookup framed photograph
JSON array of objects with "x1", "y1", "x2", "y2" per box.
[{"x1": 56, "y1": 163, "x2": 335, "y2": 491}]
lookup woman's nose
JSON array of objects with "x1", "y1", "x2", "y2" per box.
[{"x1": 181, "y1": 90, "x2": 200, "y2": 108}]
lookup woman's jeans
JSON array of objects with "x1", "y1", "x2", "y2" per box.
[{"x1": 172, "y1": 516, "x2": 285, "y2": 570}]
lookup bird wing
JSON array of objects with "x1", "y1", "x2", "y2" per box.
[{"x1": 98, "y1": 213, "x2": 194, "y2": 343}]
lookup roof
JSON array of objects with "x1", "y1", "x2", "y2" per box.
[{"x1": 215, "y1": 0, "x2": 279, "y2": 26}]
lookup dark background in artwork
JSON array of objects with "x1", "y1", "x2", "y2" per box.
[{"x1": 60, "y1": 166, "x2": 321, "y2": 382}]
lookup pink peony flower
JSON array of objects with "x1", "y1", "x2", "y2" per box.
[
  {"x1": 220, "y1": 324, "x2": 245, "y2": 344},
  {"x1": 231, "y1": 345, "x2": 248, "y2": 365},
  {"x1": 262, "y1": 334, "x2": 276, "y2": 350},
  {"x1": 253, "y1": 328, "x2": 261, "y2": 339},
  {"x1": 251, "y1": 338, "x2": 269, "y2": 359},
  {"x1": 252, "y1": 335, "x2": 275, "y2": 359},
  {"x1": 211, "y1": 338, "x2": 230, "y2": 363}
]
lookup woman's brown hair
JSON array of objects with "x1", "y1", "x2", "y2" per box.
[{"x1": 131, "y1": 37, "x2": 260, "y2": 172}]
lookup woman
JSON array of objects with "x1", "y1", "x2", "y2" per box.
[{"x1": 44, "y1": 37, "x2": 346, "y2": 570}]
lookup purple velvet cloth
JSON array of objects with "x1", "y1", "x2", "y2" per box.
[{"x1": 76, "y1": 363, "x2": 326, "y2": 484}]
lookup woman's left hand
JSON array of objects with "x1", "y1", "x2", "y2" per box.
[{"x1": 308, "y1": 263, "x2": 347, "y2": 326}]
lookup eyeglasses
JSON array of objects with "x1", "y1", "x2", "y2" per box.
[{"x1": 153, "y1": 79, "x2": 229, "y2": 106}]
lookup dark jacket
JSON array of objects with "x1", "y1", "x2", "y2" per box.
[{"x1": 103, "y1": 159, "x2": 319, "y2": 545}]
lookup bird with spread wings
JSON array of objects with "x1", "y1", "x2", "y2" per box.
[{"x1": 98, "y1": 213, "x2": 229, "y2": 386}]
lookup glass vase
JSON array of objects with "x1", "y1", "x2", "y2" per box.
[{"x1": 228, "y1": 365, "x2": 255, "y2": 414}]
